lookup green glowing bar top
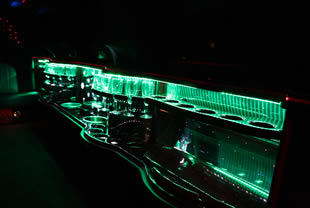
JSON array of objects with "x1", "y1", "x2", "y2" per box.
[{"x1": 37, "y1": 59, "x2": 286, "y2": 131}]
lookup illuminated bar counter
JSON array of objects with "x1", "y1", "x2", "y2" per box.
[{"x1": 33, "y1": 57, "x2": 287, "y2": 208}]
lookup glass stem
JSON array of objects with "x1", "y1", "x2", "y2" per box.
[
  {"x1": 113, "y1": 97, "x2": 118, "y2": 111},
  {"x1": 128, "y1": 97, "x2": 132, "y2": 112},
  {"x1": 143, "y1": 99, "x2": 148, "y2": 113}
]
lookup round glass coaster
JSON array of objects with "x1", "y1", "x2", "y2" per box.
[{"x1": 61, "y1": 102, "x2": 82, "y2": 109}]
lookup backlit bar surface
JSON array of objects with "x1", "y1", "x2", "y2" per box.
[
  {"x1": 33, "y1": 57, "x2": 286, "y2": 208},
  {"x1": 38, "y1": 59, "x2": 285, "y2": 132}
]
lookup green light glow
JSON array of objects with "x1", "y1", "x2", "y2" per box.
[
  {"x1": 165, "y1": 84, "x2": 285, "y2": 131},
  {"x1": 146, "y1": 155, "x2": 236, "y2": 208},
  {"x1": 173, "y1": 118, "x2": 278, "y2": 201},
  {"x1": 214, "y1": 167, "x2": 269, "y2": 199},
  {"x1": 38, "y1": 59, "x2": 50, "y2": 63},
  {"x1": 38, "y1": 60, "x2": 286, "y2": 132},
  {"x1": 255, "y1": 180, "x2": 264, "y2": 184},
  {"x1": 82, "y1": 116, "x2": 107, "y2": 124},
  {"x1": 83, "y1": 101, "x2": 104, "y2": 108},
  {"x1": 43, "y1": 62, "x2": 103, "y2": 77},
  {"x1": 60, "y1": 102, "x2": 82, "y2": 109},
  {"x1": 79, "y1": 129, "x2": 176, "y2": 208},
  {"x1": 93, "y1": 74, "x2": 285, "y2": 132},
  {"x1": 35, "y1": 58, "x2": 284, "y2": 207},
  {"x1": 142, "y1": 80, "x2": 155, "y2": 98},
  {"x1": 111, "y1": 77, "x2": 124, "y2": 94}
]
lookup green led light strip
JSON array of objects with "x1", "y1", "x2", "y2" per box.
[
  {"x1": 37, "y1": 59, "x2": 286, "y2": 131},
  {"x1": 38, "y1": 59, "x2": 50, "y2": 63},
  {"x1": 214, "y1": 167, "x2": 269, "y2": 199},
  {"x1": 43, "y1": 62, "x2": 103, "y2": 77}
]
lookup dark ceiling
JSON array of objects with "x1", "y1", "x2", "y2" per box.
[
  {"x1": 1, "y1": 1, "x2": 309, "y2": 95},
  {"x1": 2, "y1": 1, "x2": 305, "y2": 61},
  {"x1": 1, "y1": 0, "x2": 303, "y2": 61}
]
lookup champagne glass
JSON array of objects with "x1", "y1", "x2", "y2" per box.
[
  {"x1": 123, "y1": 78, "x2": 140, "y2": 117},
  {"x1": 110, "y1": 77, "x2": 124, "y2": 115},
  {"x1": 140, "y1": 80, "x2": 155, "y2": 119}
]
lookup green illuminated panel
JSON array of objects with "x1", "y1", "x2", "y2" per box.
[
  {"x1": 37, "y1": 59, "x2": 286, "y2": 131},
  {"x1": 165, "y1": 84, "x2": 285, "y2": 130},
  {"x1": 44, "y1": 62, "x2": 103, "y2": 77},
  {"x1": 173, "y1": 120, "x2": 276, "y2": 203},
  {"x1": 35, "y1": 58, "x2": 285, "y2": 207},
  {"x1": 94, "y1": 74, "x2": 285, "y2": 131},
  {"x1": 214, "y1": 167, "x2": 269, "y2": 200}
]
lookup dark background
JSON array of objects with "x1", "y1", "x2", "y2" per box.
[{"x1": 1, "y1": 1, "x2": 309, "y2": 96}]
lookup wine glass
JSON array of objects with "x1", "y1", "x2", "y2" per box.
[
  {"x1": 123, "y1": 78, "x2": 140, "y2": 117},
  {"x1": 98, "y1": 74, "x2": 113, "y2": 111},
  {"x1": 102, "y1": 74, "x2": 112, "y2": 92},
  {"x1": 140, "y1": 80, "x2": 155, "y2": 119},
  {"x1": 110, "y1": 77, "x2": 124, "y2": 115}
]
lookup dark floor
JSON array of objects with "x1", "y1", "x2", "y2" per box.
[{"x1": 0, "y1": 104, "x2": 170, "y2": 208}]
